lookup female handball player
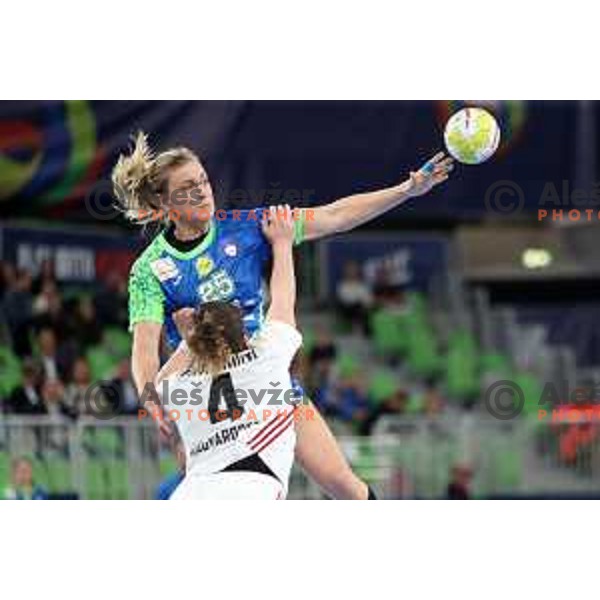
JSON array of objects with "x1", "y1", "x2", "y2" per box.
[
  {"x1": 156, "y1": 205, "x2": 302, "y2": 499},
  {"x1": 112, "y1": 132, "x2": 453, "y2": 499}
]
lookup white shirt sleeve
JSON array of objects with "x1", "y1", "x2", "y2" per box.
[{"x1": 254, "y1": 319, "x2": 302, "y2": 365}]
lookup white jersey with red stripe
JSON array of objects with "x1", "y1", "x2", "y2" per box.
[{"x1": 166, "y1": 319, "x2": 302, "y2": 495}]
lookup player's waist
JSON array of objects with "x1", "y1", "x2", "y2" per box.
[{"x1": 185, "y1": 411, "x2": 297, "y2": 476}]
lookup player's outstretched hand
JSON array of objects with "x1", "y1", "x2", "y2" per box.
[
  {"x1": 262, "y1": 204, "x2": 295, "y2": 245},
  {"x1": 405, "y1": 151, "x2": 454, "y2": 198}
]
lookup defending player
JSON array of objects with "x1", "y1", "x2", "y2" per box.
[
  {"x1": 155, "y1": 205, "x2": 301, "y2": 499},
  {"x1": 114, "y1": 132, "x2": 452, "y2": 500}
]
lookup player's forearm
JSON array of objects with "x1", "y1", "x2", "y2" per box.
[
  {"x1": 295, "y1": 401, "x2": 368, "y2": 500},
  {"x1": 155, "y1": 341, "x2": 190, "y2": 387},
  {"x1": 268, "y1": 241, "x2": 296, "y2": 323},
  {"x1": 307, "y1": 180, "x2": 413, "y2": 240},
  {"x1": 132, "y1": 352, "x2": 160, "y2": 406},
  {"x1": 132, "y1": 325, "x2": 162, "y2": 409}
]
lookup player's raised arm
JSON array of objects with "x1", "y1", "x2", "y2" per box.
[
  {"x1": 262, "y1": 204, "x2": 296, "y2": 327},
  {"x1": 301, "y1": 152, "x2": 454, "y2": 241}
]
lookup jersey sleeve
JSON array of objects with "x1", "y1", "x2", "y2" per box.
[
  {"x1": 128, "y1": 256, "x2": 165, "y2": 330},
  {"x1": 293, "y1": 210, "x2": 306, "y2": 246},
  {"x1": 255, "y1": 319, "x2": 302, "y2": 365}
]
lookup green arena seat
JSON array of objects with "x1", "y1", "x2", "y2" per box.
[
  {"x1": 406, "y1": 324, "x2": 440, "y2": 377},
  {"x1": 85, "y1": 460, "x2": 108, "y2": 500},
  {"x1": 513, "y1": 371, "x2": 543, "y2": 417},
  {"x1": 300, "y1": 327, "x2": 315, "y2": 355},
  {"x1": 94, "y1": 428, "x2": 123, "y2": 456},
  {"x1": 45, "y1": 459, "x2": 73, "y2": 493},
  {"x1": 0, "y1": 453, "x2": 10, "y2": 494},
  {"x1": 445, "y1": 330, "x2": 480, "y2": 401},
  {"x1": 336, "y1": 353, "x2": 360, "y2": 378},
  {"x1": 107, "y1": 461, "x2": 130, "y2": 499},
  {"x1": 352, "y1": 440, "x2": 378, "y2": 484},
  {"x1": 368, "y1": 371, "x2": 397, "y2": 405},
  {"x1": 86, "y1": 346, "x2": 119, "y2": 381},
  {"x1": 496, "y1": 450, "x2": 522, "y2": 489},
  {"x1": 370, "y1": 309, "x2": 406, "y2": 357},
  {"x1": 480, "y1": 352, "x2": 511, "y2": 377},
  {"x1": 103, "y1": 328, "x2": 131, "y2": 361},
  {"x1": 0, "y1": 346, "x2": 22, "y2": 398}
]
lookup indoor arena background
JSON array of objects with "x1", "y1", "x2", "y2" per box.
[{"x1": 2, "y1": 100, "x2": 600, "y2": 499}]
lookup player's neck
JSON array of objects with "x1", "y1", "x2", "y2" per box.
[{"x1": 172, "y1": 219, "x2": 210, "y2": 241}]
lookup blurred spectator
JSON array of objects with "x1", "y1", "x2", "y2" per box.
[
  {"x1": 33, "y1": 280, "x2": 60, "y2": 316},
  {"x1": 318, "y1": 373, "x2": 370, "y2": 428},
  {"x1": 70, "y1": 296, "x2": 103, "y2": 349},
  {"x1": 0, "y1": 260, "x2": 17, "y2": 300},
  {"x1": 360, "y1": 388, "x2": 409, "y2": 435},
  {"x1": 33, "y1": 288, "x2": 71, "y2": 345},
  {"x1": 3, "y1": 457, "x2": 48, "y2": 500},
  {"x1": 41, "y1": 378, "x2": 75, "y2": 419},
  {"x1": 2, "y1": 268, "x2": 34, "y2": 356},
  {"x1": 5, "y1": 359, "x2": 44, "y2": 415},
  {"x1": 35, "y1": 327, "x2": 71, "y2": 382},
  {"x1": 423, "y1": 382, "x2": 444, "y2": 416},
  {"x1": 65, "y1": 357, "x2": 110, "y2": 417},
  {"x1": 155, "y1": 441, "x2": 186, "y2": 500},
  {"x1": 372, "y1": 264, "x2": 397, "y2": 305},
  {"x1": 95, "y1": 271, "x2": 128, "y2": 328},
  {"x1": 335, "y1": 261, "x2": 372, "y2": 333},
  {"x1": 32, "y1": 259, "x2": 56, "y2": 296},
  {"x1": 308, "y1": 329, "x2": 338, "y2": 392},
  {"x1": 447, "y1": 464, "x2": 473, "y2": 500},
  {"x1": 103, "y1": 358, "x2": 139, "y2": 415}
]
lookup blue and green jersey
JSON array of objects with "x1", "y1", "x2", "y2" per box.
[{"x1": 128, "y1": 208, "x2": 305, "y2": 348}]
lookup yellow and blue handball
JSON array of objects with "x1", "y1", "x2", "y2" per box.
[{"x1": 443, "y1": 107, "x2": 501, "y2": 165}]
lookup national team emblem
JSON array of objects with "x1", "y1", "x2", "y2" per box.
[
  {"x1": 224, "y1": 243, "x2": 237, "y2": 257},
  {"x1": 196, "y1": 256, "x2": 214, "y2": 276},
  {"x1": 150, "y1": 257, "x2": 179, "y2": 282}
]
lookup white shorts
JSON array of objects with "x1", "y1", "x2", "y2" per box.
[{"x1": 170, "y1": 471, "x2": 286, "y2": 500}]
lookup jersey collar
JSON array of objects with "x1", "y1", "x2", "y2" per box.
[{"x1": 157, "y1": 220, "x2": 217, "y2": 259}]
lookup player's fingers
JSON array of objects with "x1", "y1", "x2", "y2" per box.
[
  {"x1": 284, "y1": 204, "x2": 293, "y2": 224},
  {"x1": 262, "y1": 206, "x2": 275, "y2": 231},
  {"x1": 429, "y1": 151, "x2": 446, "y2": 164},
  {"x1": 434, "y1": 161, "x2": 454, "y2": 175}
]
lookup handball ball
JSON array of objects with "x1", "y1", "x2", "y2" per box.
[{"x1": 443, "y1": 107, "x2": 501, "y2": 164}]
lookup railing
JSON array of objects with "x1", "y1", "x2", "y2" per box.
[
  {"x1": 3, "y1": 414, "x2": 600, "y2": 499},
  {"x1": 0, "y1": 416, "x2": 161, "y2": 499}
]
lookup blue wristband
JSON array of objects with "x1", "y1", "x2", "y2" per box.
[{"x1": 420, "y1": 160, "x2": 436, "y2": 175}]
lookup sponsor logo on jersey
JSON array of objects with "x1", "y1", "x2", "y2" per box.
[
  {"x1": 223, "y1": 243, "x2": 237, "y2": 257},
  {"x1": 150, "y1": 257, "x2": 179, "y2": 282},
  {"x1": 196, "y1": 255, "x2": 214, "y2": 277}
]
